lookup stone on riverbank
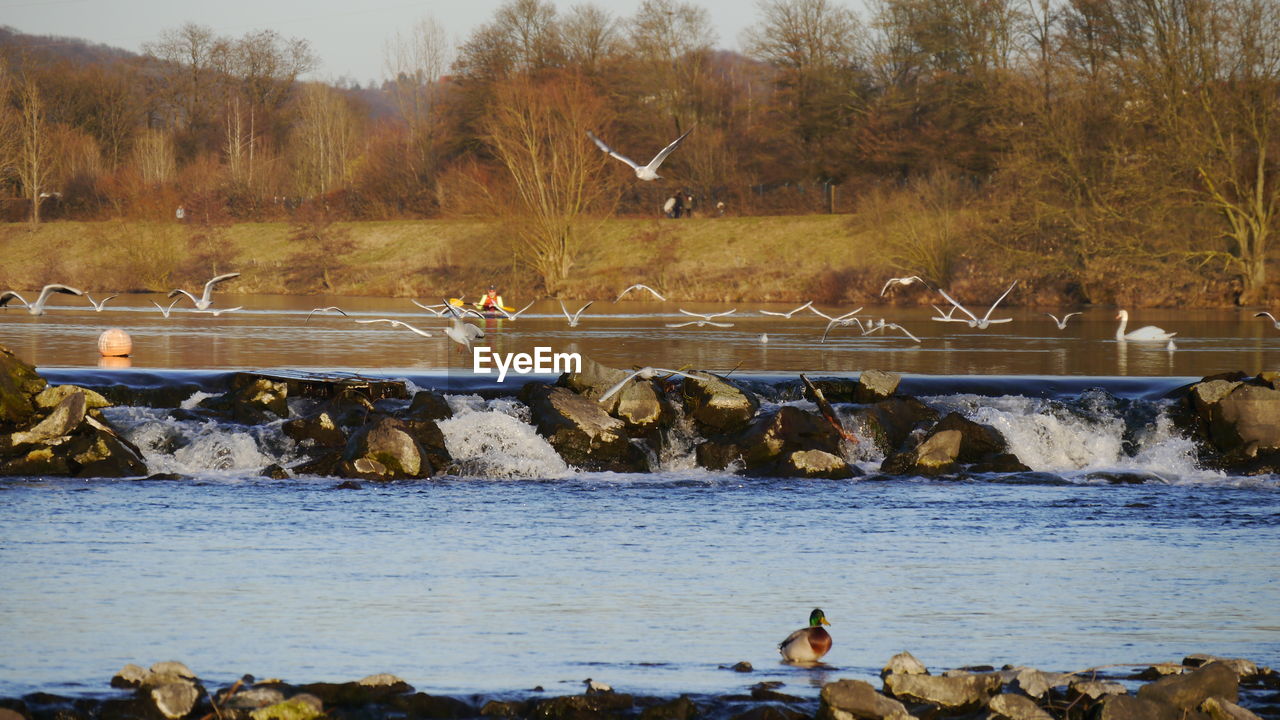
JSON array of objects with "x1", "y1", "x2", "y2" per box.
[
  {"x1": 988, "y1": 693, "x2": 1054, "y2": 720},
  {"x1": 151, "y1": 682, "x2": 200, "y2": 719},
  {"x1": 0, "y1": 345, "x2": 45, "y2": 428},
  {"x1": 1138, "y1": 662, "x2": 1238, "y2": 711},
  {"x1": 343, "y1": 417, "x2": 431, "y2": 479},
  {"x1": 881, "y1": 651, "x2": 929, "y2": 678},
  {"x1": 250, "y1": 696, "x2": 324, "y2": 720},
  {"x1": 818, "y1": 679, "x2": 911, "y2": 720},
  {"x1": 883, "y1": 672, "x2": 1003, "y2": 711}
]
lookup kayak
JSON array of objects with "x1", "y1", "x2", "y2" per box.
[{"x1": 449, "y1": 297, "x2": 515, "y2": 317}]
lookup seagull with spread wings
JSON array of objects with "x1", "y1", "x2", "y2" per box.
[
  {"x1": 587, "y1": 128, "x2": 693, "y2": 181},
  {"x1": 935, "y1": 281, "x2": 1018, "y2": 329},
  {"x1": 0, "y1": 284, "x2": 85, "y2": 316},
  {"x1": 168, "y1": 272, "x2": 240, "y2": 310},
  {"x1": 614, "y1": 284, "x2": 667, "y2": 302}
]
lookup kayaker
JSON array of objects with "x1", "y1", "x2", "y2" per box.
[{"x1": 475, "y1": 285, "x2": 505, "y2": 313}]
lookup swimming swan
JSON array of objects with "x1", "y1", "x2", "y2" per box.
[{"x1": 1115, "y1": 309, "x2": 1176, "y2": 341}]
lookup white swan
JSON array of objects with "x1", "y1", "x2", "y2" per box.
[{"x1": 1115, "y1": 309, "x2": 1176, "y2": 341}]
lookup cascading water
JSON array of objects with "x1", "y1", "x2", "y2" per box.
[{"x1": 436, "y1": 395, "x2": 571, "y2": 479}]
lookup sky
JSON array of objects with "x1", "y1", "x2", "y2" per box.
[{"x1": 3, "y1": 0, "x2": 777, "y2": 86}]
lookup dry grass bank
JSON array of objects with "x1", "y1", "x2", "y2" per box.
[{"x1": 0, "y1": 216, "x2": 890, "y2": 303}]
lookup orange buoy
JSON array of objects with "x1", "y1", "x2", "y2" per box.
[{"x1": 97, "y1": 328, "x2": 133, "y2": 357}]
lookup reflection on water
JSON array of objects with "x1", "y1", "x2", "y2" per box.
[{"x1": 2, "y1": 295, "x2": 1279, "y2": 376}]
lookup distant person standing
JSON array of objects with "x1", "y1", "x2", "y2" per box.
[
  {"x1": 685, "y1": 193, "x2": 694, "y2": 218},
  {"x1": 672, "y1": 192, "x2": 684, "y2": 218},
  {"x1": 663, "y1": 195, "x2": 677, "y2": 218}
]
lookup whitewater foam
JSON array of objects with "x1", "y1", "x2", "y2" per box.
[{"x1": 437, "y1": 395, "x2": 571, "y2": 479}]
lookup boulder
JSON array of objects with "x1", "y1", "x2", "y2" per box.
[
  {"x1": 855, "y1": 398, "x2": 939, "y2": 454},
  {"x1": 6, "y1": 391, "x2": 86, "y2": 449},
  {"x1": 930, "y1": 413, "x2": 1006, "y2": 462},
  {"x1": 1188, "y1": 379, "x2": 1280, "y2": 456},
  {"x1": 282, "y1": 411, "x2": 347, "y2": 448},
  {"x1": 818, "y1": 679, "x2": 911, "y2": 720},
  {"x1": 681, "y1": 372, "x2": 759, "y2": 434},
  {"x1": 0, "y1": 344, "x2": 45, "y2": 428},
  {"x1": 1013, "y1": 669, "x2": 1070, "y2": 699},
  {"x1": 250, "y1": 697, "x2": 324, "y2": 720},
  {"x1": 148, "y1": 661, "x2": 198, "y2": 684},
  {"x1": 406, "y1": 390, "x2": 453, "y2": 422},
  {"x1": 738, "y1": 406, "x2": 842, "y2": 466},
  {"x1": 402, "y1": 419, "x2": 452, "y2": 474},
  {"x1": 111, "y1": 663, "x2": 150, "y2": 688},
  {"x1": 560, "y1": 357, "x2": 668, "y2": 430},
  {"x1": 881, "y1": 651, "x2": 929, "y2": 678},
  {"x1": 35, "y1": 385, "x2": 110, "y2": 410},
  {"x1": 777, "y1": 449, "x2": 860, "y2": 479},
  {"x1": 223, "y1": 688, "x2": 287, "y2": 710},
  {"x1": 1138, "y1": 662, "x2": 1238, "y2": 711},
  {"x1": 530, "y1": 692, "x2": 634, "y2": 720},
  {"x1": 988, "y1": 694, "x2": 1053, "y2": 720},
  {"x1": 389, "y1": 692, "x2": 477, "y2": 719},
  {"x1": 150, "y1": 682, "x2": 200, "y2": 719},
  {"x1": 1183, "y1": 656, "x2": 1258, "y2": 678},
  {"x1": 520, "y1": 383, "x2": 647, "y2": 472},
  {"x1": 803, "y1": 378, "x2": 860, "y2": 403},
  {"x1": 881, "y1": 429, "x2": 961, "y2": 476},
  {"x1": 639, "y1": 696, "x2": 697, "y2": 720},
  {"x1": 66, "y1": 422, "x2": 149, "y2": 477},
  {"x1": 358, "y1": 673, "x2": 411, "y2": 689},
  {"x1": 1098, "y1": 695, "x2": 1181, "y2": 720},
  {"x1": 344, "y1": 418, "x2": 428, "y2": 479},
  {"x1": 856, "y1": 371, "x2": 901, "y2": 403},
  {"x1": 1071, "y1": 680, "x2": 1128, "y2": 699},
  {"x1": 883, "y1": 672, "x2": 1002, "y2": 710},
  {"x1": 1201, "y1": 697, "x2": 1263, "y2": 720},
  {"x1": 227, "y1": 378, "x2": 289, "y2": 424}
]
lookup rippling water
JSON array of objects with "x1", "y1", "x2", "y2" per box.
[{"x1": 1, "y1": 296, "x2": 1278, "y2": 700}]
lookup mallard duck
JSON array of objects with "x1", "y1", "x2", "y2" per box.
[{"x1": 779, "y1": 608, "x2": 832, "y2": 663}]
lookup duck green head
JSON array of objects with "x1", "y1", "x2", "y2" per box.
[{"x1": 809, "y1": 608, "x2": 830, "y2": 627}]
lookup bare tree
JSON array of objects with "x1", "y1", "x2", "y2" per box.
[
  {"x1": 291, "y1": 82, "x2": 361, "y2": 196},
  {"x1": 134, "y1": 127, "x2": 176, "y2": 185},
  {"x1": 627, "y1": 0, "x2": 718, "y2": 126},
  {"x1": 384, "y1": 17, "x2": 452, "y2": 191},
  {"x1": 562, "y1": 4, "x2": 621, "y2": 74},
  {"x1": 13, "y1": 72, "x2": 54, "y2": 226},
  {"x1": 143, "y1": 23, "x2": 227, "y2": 132},
  {"x1": 744, "y1": 0, "x2": 866, "y2": 181},
  {"x1": 482, "y1": 75, "x2": 615, "y2": 292}
]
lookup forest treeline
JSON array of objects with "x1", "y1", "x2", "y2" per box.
[{"x1": 0, "y1": 0, "x2": 1277, "y2": 304}]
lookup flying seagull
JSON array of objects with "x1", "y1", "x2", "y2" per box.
[
  {"x1": 935, "y1": 281, "x2": 1018, "y2": 329},
  {"x1": 0, "y1": 284, "x2": 85, "y2": 316},
  {"x1": 168, "y1": 272, "x2": 240, "y2": 310},
  {"x1": 306, "y1": 306, "x2": 348, "y2": 322},
  {"x1": 560, "y1": 300, "x2": 593, "y2": 327},
  {"x1": 411, "y1": 300, "x2": 450, "y2": 316},
  {"x1": 598, "y1": 367, "x2": 701, "y2": 404},
  {"x1": 1046, "y1": 312, "x2": 1082, "y2": 330},
  {"x1": 356, "y1": 318, "x2": 432, "y2": 338},
  {"x1": 760, "y1": 301, "x2": 814, "y2": 318},
  {"x1": 86, "y1": 293, "x2": 118, "y2": 312},
  {"x1": 1255, "y1": 311, "x2": 1280, "y2": 330},
  {"x1": 862, "y1": 319, "x2": 922, "y2": 343},
  {"x1": 820, "y1": 308, "x2": 866, "y2": 342},
  {"x1": 880, "y1": 276, "x2": 934, "y2": 296},
  {"x1": 497, "y1": 300, "x2": 536, "y2": 320},
  {"x1": 152, "y1": 299, "x2": 181, "y2": 318},
  {"x1": 614, "y1": 284, "x2": 667, "y2": 302},
  {"x1": 194, "y1": 306, "x2": 244, "y2": 317},
  {"x1": 587, "y1": 128, "x2": 693, "y2": 181},
  {"x1": 444, "y1": 318, "x2": 485, "y2": 351}
]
